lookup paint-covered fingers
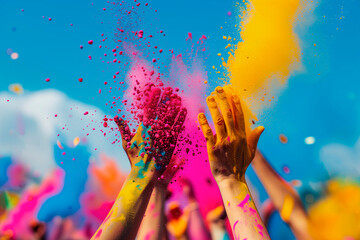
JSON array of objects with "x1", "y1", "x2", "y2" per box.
[
  {"x1": 230, "y1": 94, "x2": 246, "y2": 136},
  {"x1": 207, "y1": 96, "x2": 227, "y2": 141},
  {"x1": 169, "y1": 108, "x2": 187, "y2": 150},
  {"x1": 114, "y1": 115, "x2": 132, "y2": 149},
  {"x1": 247, "y1": 126, "x2": 265, "y2": 157},
  {"x1": 144, "y1": 87, "x2": 161, "y2": 125},
  {"x1": 157, "y1": 156, "x2": 184, "y2": 186},
  {"x1": 215, "y1": 87, "x2": 236, "y2": 137},
  {"x1": 173, "y1": 108, "x2": 187, "y2": 133},
  {"x1": 198, "y1": 113, "x2": 215, "y2": 147},
  {"x1": 164, "y1": 90, "x2": 182, "y2": 127}
]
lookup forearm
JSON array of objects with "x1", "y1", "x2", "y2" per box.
[
  {"x1": 92, "y1": 172, "x2": 155, "y2": 240},
  {"x1": 252, "y1": 151, "x2": 301, "y2": 213},
  {"x1": 187, "y1": 200, "x2": 211, "y2": 240},
  {"x1": 252, "y1": 151, "x2": 311, "y2": 239},
  {"x1": 137, "y1": 186, "x2": 167, "y2": 240},
  {"x1": 217, "y1": 178, "x2": 270, "y2": 240}
]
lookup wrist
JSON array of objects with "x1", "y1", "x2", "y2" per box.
[
  {"x1": 214, "y1": 174, "x2": 246, "y2": 186},
  {"x1": 128, "y1": 169, "x2": 155, "y2": 186},
  {"x1": 216, "y1": 176, "x2": 248, "y2": 192}
]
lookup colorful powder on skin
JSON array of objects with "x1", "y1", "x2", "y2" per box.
[
  {"x1": 238, "y1": 194, "x2": 250, "y2": 209},
  {"x1": 233, "y1": 220, "x2": 239, "y2": 240},
  {"x1": 95, "y1": 229, "x2": 102, "y2": 239},
  {"x1": 225, "y1": 0, "x2": 305, "y2": 117}
]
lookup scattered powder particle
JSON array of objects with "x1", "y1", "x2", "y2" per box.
[{"x1": 279, "y1": 134, "x2": 288, "y2": 144}]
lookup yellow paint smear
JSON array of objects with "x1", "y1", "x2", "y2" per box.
[
  {"x1": 280, "y1": 194, "x2": 295, "y2": 222},
  {"x1": 226, "y1": 0, "x2": 304, "y2": 115}
]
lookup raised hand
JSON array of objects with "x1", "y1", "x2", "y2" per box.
[
  {"x1": 198, "y1": 86, "x2": 264, "y2": 183},
  {"x1": 198, "y1": 86, "x2": 270, "y2": 240},
  {"x1": 114, "y1": 87, "x2": 187, "y2": 182},
  {"x1": 92, "y1": 86, "x2": 187, "y2": 240}
]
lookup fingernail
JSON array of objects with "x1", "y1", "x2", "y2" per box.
[
  {"x1": 216, "y1": 87, "x2": 224, "y2": 93},
  {"x1": 207, "y1": 96, "x2": 215, "y2": 102},
  {"x1": 199, "y1": 113, "x2": 206, "y2": 119}
]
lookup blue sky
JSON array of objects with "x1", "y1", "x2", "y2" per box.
[{"x1": 1, "y1": 0, "x2": 360, "y2": 215}]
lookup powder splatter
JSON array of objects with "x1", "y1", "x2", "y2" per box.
[
  {"x1": 238, "y1": 194, "x2": 250, "y2": 209},
  {"x1": 225, "y1": 0, "x2": 307, "y2": 118}
]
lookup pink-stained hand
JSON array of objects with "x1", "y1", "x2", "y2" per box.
[{"x1": 114, "y1": 87, "x2": 187, "y2": 182}]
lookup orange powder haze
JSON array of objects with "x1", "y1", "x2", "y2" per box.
[{"x1": 225, "y1": 0, "x2": 306, "y2": 115}]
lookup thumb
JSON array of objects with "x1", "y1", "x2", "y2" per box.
[{"x1": 247, "y1": 126, "x2": 265, "y2": 156}]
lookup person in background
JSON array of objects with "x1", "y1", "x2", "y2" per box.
[
  {"x1": 179, "y1": 179, "x2": 212, "y2": 240},
  {"x1": 252, "y1": 150, "x2": 313, "y2": 240},
  {"x1": 206, "y1": 205, "x2": 230, "y2": 240},
  {"x1": 137, "y1": 157, "x2": 183, "y2": 240},
  {"x1": 166, "y1": 201, "x2": 190, "y2": 240},
  {"x1": 253, "y1": 150, "x2": 360, "y2": 240}
]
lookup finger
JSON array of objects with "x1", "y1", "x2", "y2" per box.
[
  {"x1": 173, "y1": 107, "x2": 187, "y2": 133},
  {"x1": 114, "y1": 116, "x2": 132, "y2": 149},
  {"x1": 214, "y1": 87, "x2": 236, "y2": 137},
  {"x1": 144, "y1": 87, "x2": 161, "y2": 125},
  {"x1": 162, "y1": 88, "x2": 182, "y2": 128},
  {"x1": 207, "y1": 95, "x2": 227, "y2": 141},
  {"x1": 158, "y1": 108, "x2": 187, "y2": 164},
  {"x1": 169, "y1": 107, "x2": 187, "y2": 149},
  {"x1": 198, "y1": 113, "x2": 215, "y2": 147},
  {"x1": 247, "y1": 126, "x2": 265, "y2": 157},
  {"x1": 230, "y1": 94, "x2": 246, "y2": 136},
  {"x1": 160, "y1": 156, "x2": 184, "y2": 185},
  {"x1": 156, "y1": 88, "x2": 180, "y2": 129}
]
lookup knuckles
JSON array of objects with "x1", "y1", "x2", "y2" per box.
[
  {"x1": 216, "y1": 116, "x2": 224, "y2": 126},
  {"x1": 226, "y1": 110, "x2": 233, "y2": 119}
]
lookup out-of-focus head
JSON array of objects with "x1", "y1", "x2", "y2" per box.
[
  {"x1": 29, "y1": 220, "x2": 46, "y2": 238},
  {"x1": 179, "y1": 178, "x2": 195, "y2": 200},
  {"x1": 167, "y1": 201, "x2": 183, "y2": 220},
  {"x1": 308, "y1": 179, "x2": 360, "y2": 240},
  {"x1": 206, "y1": 205, "x2": 226, "y2": 224}
]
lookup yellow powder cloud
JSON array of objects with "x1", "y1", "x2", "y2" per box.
[{"x1": 226, "y1": 0, "x2": 305, "y2": 115}]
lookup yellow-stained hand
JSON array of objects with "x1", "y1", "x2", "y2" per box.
[{"x1": 198, "y1": 86, "x2": 264, "y2": 183}]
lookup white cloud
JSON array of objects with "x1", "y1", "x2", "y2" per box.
[
  {"x1": 0, "y1": 89, "x2": 129, "y2": 177},
  {"x1": 320, "y1": 139, "x2": 360, "y2": 178}
]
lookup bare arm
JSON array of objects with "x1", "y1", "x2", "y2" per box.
[
  {"x1": 138, "y1": 157, "x2": 183, "y2": 240},
  {"x1": 137, "y1": 186, "x2": 167, "y2": 240},
  {"x1": 91, "y1": 152, "x2": 156, "y2": 240},
  {"x1": 252, "y1": 150, "x2": 312, "y2": 240},
  {"x1": 186, "y1": 196, "x2": 211, "y2": 240},
  {"x1": 198, "y1": 86, "x2": 270, "y2": 240}
]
